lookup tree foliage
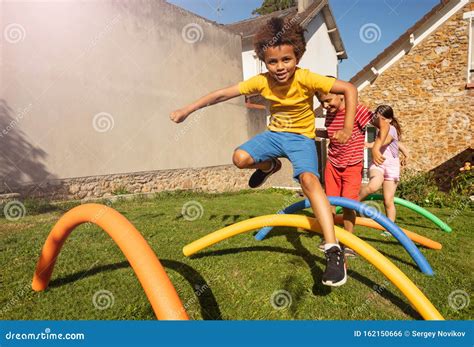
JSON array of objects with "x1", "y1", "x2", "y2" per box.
[{"x1": 252, "y1": 0, "x2": 296, "y2": 15}]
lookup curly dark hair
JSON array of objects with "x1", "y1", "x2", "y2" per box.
[{"x1": 253, "y1": 17, "x2": 306, "y2": 61}]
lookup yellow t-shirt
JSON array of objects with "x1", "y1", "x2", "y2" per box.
[{"x1": 238, "y1": 68, "x2": 335, "y2": 139}]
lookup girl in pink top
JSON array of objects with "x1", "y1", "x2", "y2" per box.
[{"x1": 359, "y1": 105, "x2": 409, "y2": 222}]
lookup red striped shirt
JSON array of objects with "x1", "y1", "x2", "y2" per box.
[{"x1": 325, "y1": 104, "x2": 373, "y2": 168}]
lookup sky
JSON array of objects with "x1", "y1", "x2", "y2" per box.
[{"x1": 167, "y1": 0, "x2": 440, "y2": 80}]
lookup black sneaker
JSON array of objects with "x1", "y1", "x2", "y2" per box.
[
  {"x1": 322, "y1": 246, "x2": 347, "y2": 287},
  {"x1": 248, "y1": 158, "x2": 282, "y2": 188}
]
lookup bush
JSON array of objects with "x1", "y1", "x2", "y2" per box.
[
  {"x1": 397, "y1": 167, "x2": 473, "y2": 209},
  {"x1": 451, "y1": 163, "x2": 473, "y2": 196},
  {"x1": 397, "y1": 170, "x2": 443, "y2": 207},
  {"x1": 447, "y1": 162, "x2": 473, "y2": 210}
]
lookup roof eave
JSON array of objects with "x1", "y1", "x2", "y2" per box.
[
  {"x1": 320, "y1": 3, "x2": 347, "y2": 60},
  {"x1": 235, "y1": 1, "x2": 347, "y2": 60}
]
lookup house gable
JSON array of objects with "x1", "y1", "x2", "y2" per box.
[
  {"x1": 351, "y1": 0, "x2": 471, "y2": 90},
  {"x1": 352, "y1": 0, "x2": 473, "y2": 183}
]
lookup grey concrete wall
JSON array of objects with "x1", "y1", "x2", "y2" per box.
[{"x1": 1, "y1": 0, "x2": 257, "y2": 191}]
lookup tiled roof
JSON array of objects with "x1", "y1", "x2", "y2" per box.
[{"x1": 224, "y1": 6, "x2": 300, "y2": 39}]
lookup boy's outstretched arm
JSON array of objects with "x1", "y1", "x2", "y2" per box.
[
  {"x1": 170, "y1": 85, "x2": 241, "y2": 123},
  {"x1": 329, "y1": 80, "x2": 358, "y2": 144},
  {"x1": 371, "y1": 119, "x2": 389, "y2": 165}
]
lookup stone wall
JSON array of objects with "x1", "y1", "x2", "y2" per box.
[
  {"x1": 357, "y1": 3, "x2": 473, "y2": 183},
  {"x1": 4, "y1": 158, "x2": 303, "y2": 201},
  {"x1": 2, "y1": 166, "x2": 258, "y2": 201},
  {"x1": 1, "y1": 154, "x2": 305, "y2": 202}
]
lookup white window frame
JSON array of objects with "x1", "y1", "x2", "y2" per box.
[
  {"x1": 363, "y1": 125, "x2": 377, "y2": 183},
  {"x1": 253, "y1": 53, "x2": 264, "y2": 74},
  {"x1": 463, "y1": 11, "x2": 474, "y2": 83}
]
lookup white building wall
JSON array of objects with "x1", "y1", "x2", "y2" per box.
[
  {"x1": 299, "y1": 14, "x2": 338, "y2": 77},
  {"x1": 242, "y1": 49, "x2": 263, "y2": 80}
]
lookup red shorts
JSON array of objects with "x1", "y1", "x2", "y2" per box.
[{"x1": 324, "y1": 160, "x2": 363, "y2": 201}]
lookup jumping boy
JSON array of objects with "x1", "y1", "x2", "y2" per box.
[{"x1": 171, "y1": 17, "x2": 357, "y2": 286}]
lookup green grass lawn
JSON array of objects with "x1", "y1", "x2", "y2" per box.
[{"x1": 0, "y1": 189, "x2": 472, "y2": 320}]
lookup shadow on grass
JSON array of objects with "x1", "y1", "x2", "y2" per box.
[
  {"x1": 357, "y1": 236, "x2": 432, "y2": 270},
  {"x1": 49, "y1": 260, "x2": 222, "y2": 320},
  {"x1": 359, "y1": 234, "x2": 439, "y2": 250},
  {"x1": 134, "y1": 213, "x2": 165, "y2": 219},
  {"x1": 283, "y1": 232, "x2": 330, "y2": 297},
  {"x1": 174, "y1": 213, "x2": 257, "y2": 225},
  {"x1": 160, "y1": 259, "x2": 222, "y2": 320},
  {"x1": 208, "y1": 214, "x2": 258, "y2": 224},
  {"x1": 396, "y1": 222, "x2": 438, "y2": 231},
  {"x1": 356, "y1": 236, "x2": 400, "y2": 246},
  {"x1": 192, "y1": 235, "x2": 421, "y2": 319},
  {"x1": 255, "y1": 226, "x2": 424, "y2": 271}
]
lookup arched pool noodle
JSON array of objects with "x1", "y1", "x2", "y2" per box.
[
  {"x1": 334, "y1": 194, "x2": 452, "y2": 232},
  {"x1": 31, "y1": 203, "x2": 188, "y2": 320},
  {"x1": 255, "y1": 200, "x2": 442, "y2": 250},
  {"x1": 366, "y1": 194, "x2": 452, "y2": 232},
  {"x1": 183, "y1": 214, "x2": 443, "y2": 320},
  {"x1": 333, "y1": 215, "x2": 442, "y2": 250},
  {"x1": 255, "y1": 199, "x2": 308, "y2": 241},
  {"x1": 254, "y1": 197, "x2": 434, "y2": 275}
]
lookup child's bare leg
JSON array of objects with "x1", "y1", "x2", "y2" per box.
[
  {"x1": 301, "y1": 172, "x2": 346, "y2": 286},
  {"x1": 359, "y1": 169, "x2": 384, "y2": 201},
  {"x1": 382, "y1": 180, "x2": 398, "y2": 221},
  {"x1": 342, "y1": 208, "x2": 356, "y2": 233},
  {"x1": 299, "y1": 172, "x2": 336, "y2": 244},
  {"x1": 232, "y1": 149, "x2": 272, "y2": 171}
]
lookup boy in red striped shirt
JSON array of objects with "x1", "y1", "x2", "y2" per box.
[{"x1": 318, "y1": 91, "x2": 388, "y2": 256}]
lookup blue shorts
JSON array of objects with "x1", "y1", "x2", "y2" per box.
[{"x1": 237, "y1": 131, "x2": 319, "y2": 181}]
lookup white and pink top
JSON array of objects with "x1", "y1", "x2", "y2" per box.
[
  {"x1": 380, "y1": 125, "x2": 399, "y2": 159},
  {"x1": 370, "y1": 125, "x2": 400, "y2": 181}
]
